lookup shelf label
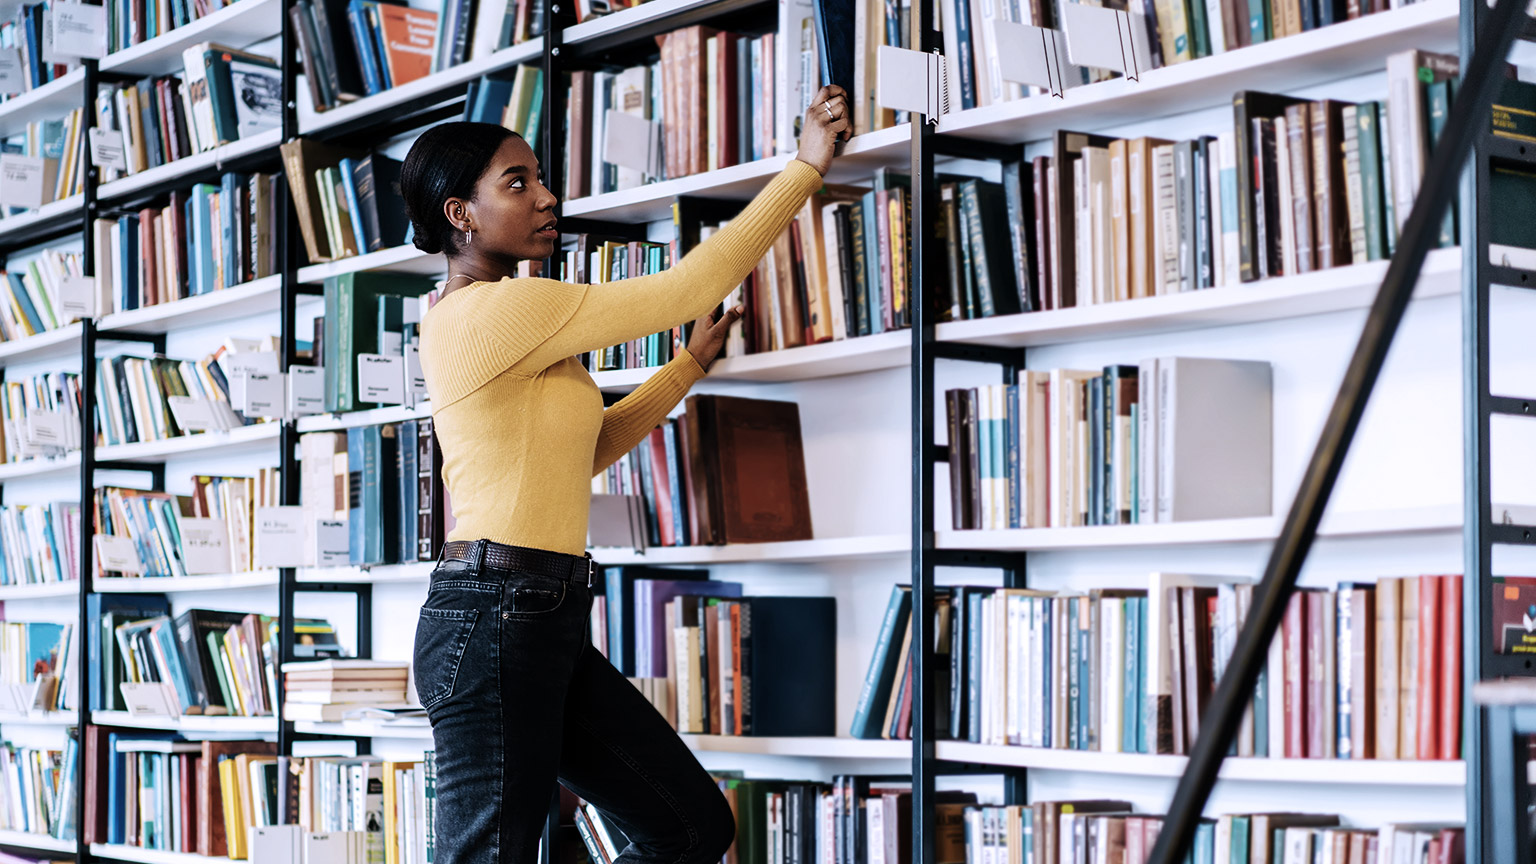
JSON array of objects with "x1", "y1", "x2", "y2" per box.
[
  {"x1": 57, "y1": 273, "x2": 96, "y2": 320},
  {"x1": 120, "y1": 682, "x2": 177, "y2": 717},
  {"x1": 167, "y1": 396, "x2": 224, "y2": 432},
  {"x1": 404, "y1": 345, "x2": 426, "y2": 406},
  {"x1": 88, "y1": 127, "x2": 127, "y2": 173},
  {"x1": 94, "y1": 534, "x2": 144, "y2": 575},
  {"x1": 253, "y1": 506, "x2": 306, "y2": 569},
  {"x1": 1059, "y1": 2, "x2": 1153, "y2": 78},
  {"x1": 0, "y1": 48, "x2": 23, "y2": 95},
  {"x1": 178, "y1": 517, "x2": 232, "y2": 575},
  {"x1": 993, "y1": 22, "x2": 1074, "y2": 96},
  {"x1": 876, "y1": 46, "x2": 942, "y2": 122},
  {"x1": 289, "y1": 365, "x2": 324, "y2": 416},
  {"x1": 0, "y1": 155, "x2": 45, "y2": 209},
  {"x1": 46, "y1": 2, "x2": 106, "y2": 60},
  {"x1": 234, "y1": 371, "x2": 285, "y2": 418},
  {"x1": 357, "y1": 354, "x2": 405, "y2": 405},
  {"x1": 315, "y1": 519, "x2": 349, "y2": 567},
  {"x1": 23, "y1": 411, "x2": 67, "y2": 448}
]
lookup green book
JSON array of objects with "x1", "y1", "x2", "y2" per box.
[
  {"x1": 205, "y1": 630, "x2": 237, "y2": 712},
  {"x1": 1493, "y1": 76, "x2": 1536, "y2": 143},
  {"x1": 1231, "y1": 816, "x2": 1252, "y2": 864},
  {"x1": 1490, "y1": 164, "x2": 1536, "y2": 253},
  {"x1": 1357, "y1": 102, "x2": 1387, "y2": 262},
  {"x1": 1426, "y1": 79, "x2": 1456, "y2": 248},
  {"x1": 1186, "y1": 0, "x2": 1210, "y2": 59},
  {"x1": 1247, "y1": 0, "x2": 1270, "y2": 45},
  {"x1": 848, "y1": 199, "x2": 869, "y2": 336}
]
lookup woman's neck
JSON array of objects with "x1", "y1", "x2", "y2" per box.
[{"x1": 441, "y1": 254, "x2": 516, "y2": 298}]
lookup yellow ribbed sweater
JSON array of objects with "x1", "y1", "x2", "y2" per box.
[{"x1": 419, "y1": 159, "x2": 824, "y2": 556}]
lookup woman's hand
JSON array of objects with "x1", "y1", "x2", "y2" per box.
[
  {"x1": 684, "y1": 305, "x2": 744, "y2": 371},
  {"x1": 796, "y1": 85, "x2": 852, "y2": 177}
]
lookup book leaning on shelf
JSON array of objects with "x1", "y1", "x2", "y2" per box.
[
  {"x1": 590, "y1": 394, "x2": 813, "y2": 548},
  {"x1": 281, "y1": 139, "x2": 413, "y2": 264},
  {"x1": 91, "y1": 171, "x2": 282, "y2": 312},
  {"x1": 1, "y1": 371, "x2": 81, "y2": 463},
  {"x1": 81, "y1": 729, "x2": 278, "y2": 858},
  {"x1": 945, "y1": 357, "x2": 1272, "y2": 530},
  {"x1": 0, "y1": 502, "x2": 80, "y2": 587},
  {"x1": 0, "y1": 620, "x2": 76, "y2": 712},
  {"x1": 0, "y1": 250, "x2": 86, "y2": 342},
  {"x1": 0, "y1": 110, "x2": 86, "y2": 218},
  {"x1": 92, "y1": 337, "x2": 280, "y2": 446}
]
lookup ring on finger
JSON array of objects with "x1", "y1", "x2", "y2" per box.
[{"x1": 824, "y1": 100, "x2": 834, "y2": 119}]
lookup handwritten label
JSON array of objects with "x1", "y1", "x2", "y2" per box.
[
  {"x1": 236, "y1": 371, "x2": 285, "y2": 418},
  {"x1": 24, "y1": 412, "x2": 67, "y2": 447},
  {"x1": 253, "y1": 506, "x2": 306, "y2": 569},
  {"x1": 0, "y1": 155, "x2": 45, "y2": 209},
  {"x1": 46, "y1": 2, "x2": 106, "y2": 60},
  {"x1": 94, "y1": 534, "x2": 144, "y2": 575},
  {"x1": 178, "y1": 517, "x2": 231, "y2": 575},
  {"x1": 223, "y1": 350, "x2": 279, "y2": 378},
  {"x1": 58, "y1": 273, "x2": 96, "y2": 320},
  {"x1": 315, "y1": 519, "x2": 349, "y2": 567},
  {"x1": 167, "y1": 396, "x2": 224, "y2": 432},
  {"x1": 88, "y1": 127, "x2": 127, "y2": 172},
  {"x1": 0, "y1": 48, "x2": 23, "y2": 95},
  {"x1": 289, "y1": 366, "x2": 324, "y2": 416},
  {"x1": 120, "y1": 682, "x2": 177, "y2": 717},
  {"x1": 357, "y1": 354, "x2": 405, "y2": 404}
]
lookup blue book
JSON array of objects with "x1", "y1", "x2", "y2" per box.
[
  {"x1": 851, "y1": 583, "x2": 912, "y2": 740},
  {"x1": 1123, "y1": 597, "x2": 1141, "y2": 752},
  {"x1": 1005, "y1": 385, "x2": 1020, "y2": 528},
  {"x1": 7, "y1": 273, "x2": 44, "y2": 335},
  {"x1": 370, "y1": 4, "x2": 393, "y2": 90},
  {"x1": 992, "y1": 388, "x2": 1008, "y2": 528},
  {"x1": 461, "y1": 77, "x2": 480, "y2": 119},
  {"x1": 347, "y1": 427, "x2": 366, "y2": 564},
  {"x1": 347, "y1": 0, "x2": 386, "y2": 95},
  {"x1": 1194, "y1": 821, "x2": 1216, "y2": 864},
  {"x1": 967, "y1": 589, "x2": 986, "y2": 742},
  {"x1": 742, "y1": 597, "x2": 837, "y2": 736},
  {"x1": 661, "y1": 423, "x2": 686, "y2": 545},
  {"x1": 398, "y1": 419, "x2": 418, "y2": 564},
  {"x1": 469, "y1": 76, "x2": 515, "y2": 123},
  {"x1": 860, "y1": 191, "x2": 883, "y2": 334},
  {"x1": 152, "y1": 621, "x2": 197, "y2": 714},
  {"x1": 1254, "y1": 663, "x2": 1268, "y2": 757},
  {"x1": 339, "y1": 158, "x2": 369, "y2": 254},
  {"x1": 190, "y1": 185, "x2": 217, "y2": 295}
]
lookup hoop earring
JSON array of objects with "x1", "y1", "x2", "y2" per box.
[{"x1": 465, "y1": 227, "x2": 472, "y2": 246}]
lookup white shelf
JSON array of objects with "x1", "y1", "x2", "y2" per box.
[
  {"x1": 0, "y1": 580, "x2": 78, "y2": 601},
  {"x1": 564, "y1": 0, "x2": 724, "y2": 43},
  {"x1": 593, "y1": 331, "x2": 912, "y2": 392},
  {"x1": 0, "y1": 710, "x2": 76, "y2": 727},
  {"x1": 0, "y1": 451, "x2": 80, "y2": 482},
  {"x1": 97, "y1": 276, "x2": 284, "y2": 334},
  {"x1": 294, "y1": 719, "x2": 433, "y2": 739},
  {"x1": 295, "y1": 244, "x2": 443, "y2": 285},
  {"x1": 294, "y1": 402, "x2": 433, "y2": 434},
  {"x1": 0, "y1": 195, "x2": 84, "y2": 245},
  {"x1": 0, "y1": 829, "x2": 75, "y2": 852},
  {"x1": 682, "y1": 735, "x2": 911, "y2": 759},
  {"x1": 91, "y1": 710, "x2": 277, "y2": 736},
  {"x1": 933, "y1": 742, "x2": 1467, "y2": 786},
  {"x1": 938, "y1": 0, "x2": 1458, "y2": 143},
  {"x1": 936, "y1": 504, "x2": 1460, "y2": 551},
  {"x1": 936, "y1": 247, "x2": 1462, "y2": 349},
  {"x1": 94, "y1": 422, "x2": 281, "y2": 463},
  {"x1": 99, "y1": 0, "x2": 283, "y2": 77},
  {"x1": 97, "y1": 128, "x2": 284, "y2": 203},
  {"x1": 91, "y1": 843, "x2": 221, "y2": 864},
  {"x1": 0, "y1": 69, "x2": 86, "y2": 140},
  {"x1": 592, "y1": 534, "x2": 910, "y2": 566},
  {"x1": 561, "y1": 125, "x2": 913, "y2": 224},
  {"x1": 297, "y1": 561, "x2": 433, "y2": 584},
  {"x1": 95, "y1": 570, "x2": 280, "y2": 593},
  {"x1": 0, "y1": 321, "x2": 81, "y2": 368},
  {"x1": 298, "y1": 39, "x2": 545, "y2": 137}
]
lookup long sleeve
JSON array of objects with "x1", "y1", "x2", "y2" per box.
[
  {"x1": 516, "y1": 159, "x2": 824, "y2": 373},
  {"x1": 590, "y1": 350, "x2": 706, "y2": 475}
]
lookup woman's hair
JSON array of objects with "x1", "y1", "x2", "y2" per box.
[{"x1": 400, "y1": 122, "x2": 521, "y2": 256}]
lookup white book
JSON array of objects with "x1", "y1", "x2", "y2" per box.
[
  {"x1": 1088, "y1": 148, "x2": 1112, "y2": 305},
  {"x1": 282, "y1": 659, "x2": 408, "y2": 673},
  {"x1": 1073, "y1": 158, "x2": 1090, "y2": 305},
  {"x1": 1267, "y1": 615, "x2": 1286, "y2": 757},
  {"x1": 114, "y1": 739, "x2": 202, "y2": 753},
  {"x1": 1319, "y1": 592, "x2": 1337, "y2": 758},
  {"x1": 1019, "y1": 372, "x2": 1049, "y2": 528},
  {"x1": 1136, "y1": 358, "x2": 1159, "y2": 524},
  {"x1": 1100, "y1": 596, "x2": 1123, "y2": 753},
  {"x1": 1151, "y1": 144, "x2": 1176, "y2": 295},
  {"x1": 469, "y1": 0, "x2": 510, "y2": 59},
  {"x1": 1205, "y1": 0, "x2": 1227, "y2": 54},
  {"x1": 1154, "y1": 357, "x2": 1272, "y2": 522},
  {"x1": 1047, "y1": 370, "x2": 1097, "y2": 527},
  {"x1": 1275, "y1": 115, "x2": 1297, "y2": 277},
  {"x1": 821, "y1": 203, "x2": 849, "y2": 341},
  {"x1": 776, "y1": 0, "x2": 817, "y2": 154},
  {"x1": 1006, "y1": 592, "x2": 1024, "y2": 745}
]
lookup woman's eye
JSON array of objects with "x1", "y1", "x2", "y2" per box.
[{"x1": 510, "y1": 177, "x2": 525, "y2": 189}]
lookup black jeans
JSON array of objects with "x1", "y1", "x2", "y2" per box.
[{"x1": 412, "y1": 540, "x2": 736, "y2": 864}]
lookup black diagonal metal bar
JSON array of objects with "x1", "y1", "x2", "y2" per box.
[{"x1": 1146, "y1": 0, "x2": 1527, "y2": 859}]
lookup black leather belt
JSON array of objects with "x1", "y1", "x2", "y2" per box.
[{"x1": 439, "y1": 540, "x2": 596, "y2": 587}]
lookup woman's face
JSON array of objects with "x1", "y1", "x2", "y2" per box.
[{"x1": 446, "y1": 135, "x2": 560, "y2": 263}]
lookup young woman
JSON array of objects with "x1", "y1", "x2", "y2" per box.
[{"x1": 401, "y1": 85, "x2": 851, "y2": 864}]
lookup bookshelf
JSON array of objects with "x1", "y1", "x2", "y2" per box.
[{"x1": 0, "y1": 0, "x2": 1503, "y2": 860}]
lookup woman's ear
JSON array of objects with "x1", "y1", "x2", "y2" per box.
[{"x1": 442, "y1": 197, "x2": 472, "y2": 234}]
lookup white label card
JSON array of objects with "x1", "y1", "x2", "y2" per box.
[
  {"x1": 315, "y1": 519, "x2": 349, "y2": 567},
  {"x1": 253, "y1": 506, "x2": 306, "y2": 569},
  {"x1": 94, "y1": 534, "x2": 144, "y2": 575},
  {"x1": 27, "y1": 676, "x2": 52, "y2": 710},
  {"x1": 602, "y1": 110, "x2": 663, "y2": 177},
  {"x1": 404, "y1": 345, "x2": 426, "y2": 406},
  {"x1": 120, "y1": 682, "x2": 177, "y2": 717},
  {"x1": 178, "y1": 517, "x2": 232, "y2": 575},
  {"x1": 357, "y1": 354, "x2": 405, "y2": 405},
  {"x1": 23, "y1": 412, "x2": 67, "y2": 447},
  {"x1": 47, "y1": 2, "x2": 106, "y2": 60},
  {"x1": 289, "y1": 366, "x2": 324, "y2": 416},
  {"x1": 0, "y1": 155, "x2": 45, "y2": 209},
  {"x1": 58, "y1": 273, "x2": 96, "y2": 320},
  {"x1": 224, "y1": 350, "x2": 280, "y2": 378},
  {"x1": 236, "y1": 371, "x2": 285, "y2": 418},
  {"x1": 88, "y1": 127, "x2": 127, "y2": 172},
  {"x1": 0, "y1": 48, "x2": 23, "y2": 95},
  {"x1": 167, "y1": 396, "x2": 224, "y2": 432}
]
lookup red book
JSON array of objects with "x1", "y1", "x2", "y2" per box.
[
  {"x1": 1305, "y1": 590, "x2": 1326, "y2": 759},
  {"x1": 1284, "y1": 591, "x2": 1307, "y2": 758},
  {"x1": 714, "y1": 33, "x2": 738, "y2": 170},
  {"x1": 892, "y1": 645, "x2": 915, "y2": 739},
  {"x1": 647, "y1": 428, "x2": 676, "y2": 547},
  {"x1": 1440, "y1": 574, "x2": 1463, "y2": 760},
  {"x1": 1417, "y1": 574, "x2": 1442, "y2": 759}
]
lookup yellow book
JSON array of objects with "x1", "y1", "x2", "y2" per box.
[
  {"x1": 223, "y1": 627, "x2": 249, "y2": 715},
  {"x1": 219, "y1": 756, "x2": 246, "y2": 859}
]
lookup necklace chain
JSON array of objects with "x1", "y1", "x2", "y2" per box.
[{"x1": 442, "y1": 274, "x2": 477, "y2": 289}]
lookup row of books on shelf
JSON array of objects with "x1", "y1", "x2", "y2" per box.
[
  {"x1": 0, "y1": 621, "x2": 74, "y2": 713},
  {"x1": 944, "y1": 357, "x2": 1272, "y2": 530},
  {"x1": 464, "y1": 67, "x2": 545, "y2": 144},
  {"x1": 105, "y1": 0, "x2": 243, "y2": 55},
  {"x1": 852, "y1": 574, "x2": 1467, "y2": 761},
  {"x1": 589, "y1": 394, "x2": 813, "y2": 548},
  {"x1": 283, "y1": 141, "x2": 413, "y2": 264},
  {"x1": 92, "y1": 338, "x2": 274, "y2": 446},
  {"x1": 93, "y1": 472, "x2": 276, "y2": 579},
  {"x1": 0, "y1": 250, "x2": 82, "y2": 343},
  {"x1": 88, "y1": 592, "x2": 343, "y2": 716},
  {"x1": 90, "y1": 172, "x2": 284, "y2": 312},
  {"x1": 0, "y1": 737, "x2": 75, "y2": 845},
  {"x1": 0, "y1": 503, "x2": 79, "y2": 588},
  {"x1": 0, "y1": 111, "x2": 86, "y2": 217},
  {"x1": 293, "y1": 0, "x2": 544, "y2": 113},
  {"x1": 590, "y1": 568, "x2": 835, "y2": 735},
  {"x1": 0, "y1": 3, "x2": 73, "y2": 100},
  {"x1": 1, "y1": 371, "x2": 81, "y2": 462}
]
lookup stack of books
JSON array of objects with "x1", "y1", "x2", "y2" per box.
[{"x1": 281, "y1": 659, "x2": 412, "y2": 723}]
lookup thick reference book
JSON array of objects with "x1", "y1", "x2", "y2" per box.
[{"x1": 683, "y1": 394, "x2": 814, "y2": 544}]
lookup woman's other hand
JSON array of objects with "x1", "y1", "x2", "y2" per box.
[
  {"x1": 796, "y1": 85, "x2": 852, "y2": 177},
  {"x1": 684, "y1": 305, "x2": 744, "y2": 371}
]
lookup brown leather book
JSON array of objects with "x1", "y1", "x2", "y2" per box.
[
  {"x1": 683, "y1": 394, "x2": 813, "y2": 544},
  {"x1": 279, "y1": 138, "x2": 365, "y2": 263},
  {"x1": 714, "y1": 32, "x2": 739, "y2": 171},
  {"x1": 682, "y1": 409, "x2": 714, "y2": 544},
  {"x1": 82, "y1": 725, "x2": 108, "y2": 844},
  {"x1": 657, "y1": 32, "x2": 679, "y2": 181},
  {"x1": 1347, "y1": 584, "x2": 1376, "y2": 759},
  {"x1": 199, "y1": 739, "x2": 278, "y2": 857},
  {"x1": 1310, "y1": 100, "x2": 1352, "y2": 269},
  {"x1": 771, "y1": 229, "x2": 805, "y2": 349},
  {"x1": 567, "y1": 71, "x2": 593, "y2": 199},
  {"x1": 1031, "y1": 801, "x2": 1133, "y2": 864}
]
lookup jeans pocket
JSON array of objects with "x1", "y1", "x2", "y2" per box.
[
  {"x1": 413, "y1": 606, "x2": 479, "y2": 710},
  {"x1": 506, "y1": 573, "x2": 568, "y2": 617}
]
